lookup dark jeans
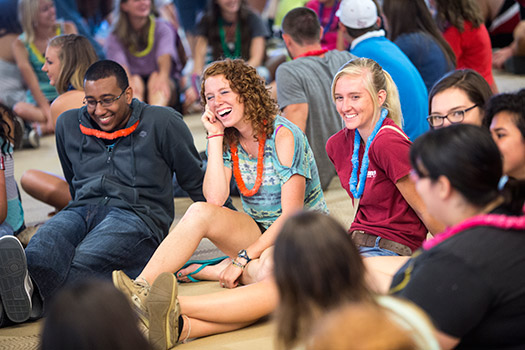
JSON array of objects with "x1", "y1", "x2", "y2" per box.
[{"x1": 25, "y1": 205, "x2": 158, "y2": 308}]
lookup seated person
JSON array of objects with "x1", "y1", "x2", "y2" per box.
[
  {"x1": 105, "y1": 0, "x2": 184, "y2": 109},
  {"x1": 485, "y1": 89, "x2": 525, "y2": 180},
  {"x1": 0, "y1": 60, "x2": 207, "y2": 327},
  {"x1": 13, "y1": 0, "x2": 76, "y2": 133},
  {"x1": 21, "y1": 34, "x2": 98, "y2": 215},
  {"x1": 113, "y1": 59, "x2": 327, "y2": 345},
  {"x1": 427, "y1": 69, "x2": 493, "y2": 129},
  {"x1": 368, "y1": 124, "x2": 525, "y2": 349},
  {"x1": 40, "y1": 279, "x2": 150, "y2": 350},
  {"x1": 186, "y1": 0, "x2": 269, "y2": 110},
  {"x1": 0, "y1": 104, "x2": 24, "y2": 237},
  {"x1": 328, "y1": 57, "x2": 443, "y2": 257}
]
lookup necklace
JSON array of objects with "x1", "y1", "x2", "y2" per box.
[
  {"x1": 318, "y1": 0, "x2": 339, "y2": 40},
  {"x1": 231, "y1": 134, "x2": 266, "y2": 197},
  {"x1": 423, "y1": 197, "x2": 517, "y2": 250},
  {"x1": 79, "y1": 120, "x2": 139, "y2": 140},
  {"x1": 28, "y1": 26, "x2": 61, "y2": 64},
  {"x1": 130, "y1": 15, "x2": 156, "y2": 57},
  {"x1": 349, "y1": 108, "x2": 388, "y2": 199},
  {"x1": 219, "y1": 17, "x2": 241, "y2": 58},
  {"x1": 293, "y1": 48, "x2": 328, "y2": 60}
]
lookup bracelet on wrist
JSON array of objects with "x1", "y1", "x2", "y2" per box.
[
  {"x1": 237, "y1": 249, "x2": 251, "y2": 263},
  {"x1": 231, "y1": 259, "x2": 245, "y2": 270},
  {"x1": 206, "y1": 134, "x2": 224, "y2": 139}
]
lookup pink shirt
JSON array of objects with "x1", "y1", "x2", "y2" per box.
[
  {"x1": 306, "y1": 0, "x2": 342, "y2": 50},
  {"x1": 326, "y1": 119, "x2": 427, "y2": 251}
]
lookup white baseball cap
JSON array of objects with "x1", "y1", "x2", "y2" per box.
[{"x1": 336, "y1": 0, "x2": 378, "y2": 29}]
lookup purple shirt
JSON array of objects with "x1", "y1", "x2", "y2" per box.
[{"x1": 105, "y1": 18, "x2": 183, "y2": 79}]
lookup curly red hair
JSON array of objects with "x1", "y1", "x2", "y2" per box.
[{"x1": 200, "y1": 59, "x2": 277, "y2": 148}]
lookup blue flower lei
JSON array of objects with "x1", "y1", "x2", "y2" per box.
[{"x1": 349, "y1": 108, "x2": 388, "y2": 198}]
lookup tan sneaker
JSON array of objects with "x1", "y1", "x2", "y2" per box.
[
  {"x1": 112, "y1": 270, "x2": 150, "y2": 328},
  {"x1": 147, "y1": 272, "x2": 180, "y2": 350}
]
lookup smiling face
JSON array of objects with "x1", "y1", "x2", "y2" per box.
[
  {"x1": 430, "y1": 87, "x2": 483, "y2": 129},
  {"x1": 37, "y1": 0, "x2": 56, "y2": 27},
  {"x1": 490, "y1": 111, "x2": 525, "y2": 180},
  {"x1": 84, "y1": 76, "x2": 133, "y2": 132},
  {"x1": 121, "y1": 0, "x2": 151, "y2": 19},
  {"x1": 204, "y1": 74, "x2": 245, "y2": 129},
  {"x1": 216, "y1": 0, "x2": 241, "y2": 15},
  {"x1": 334, "y1": 74, "x2": 384, "y2": 135},
  {"x1": 42, "y1": 45, "x2": 61, "y2": 86}
]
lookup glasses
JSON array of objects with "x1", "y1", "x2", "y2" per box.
[
  {"x1": 426, "y1": 105, "x2": 478, "y2": 127},
  {"x1": 84, "y1": 88, "x2": 127, "y2": 109}
]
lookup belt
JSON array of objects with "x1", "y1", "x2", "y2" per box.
[{"x1": 350, "y1": 230, "x2": 413, "y2": 256}]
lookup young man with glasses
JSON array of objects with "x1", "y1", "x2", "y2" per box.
[{"x1": 0, "y1": 60, "x2": 208, "y2": 326}]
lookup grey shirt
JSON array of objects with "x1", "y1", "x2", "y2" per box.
[{"x1": 276, "y1": 49, "x2": 354, "y2": 190}]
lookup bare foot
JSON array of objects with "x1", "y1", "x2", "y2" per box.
[{"x1": 177, "y1": 258, "x2": 230, "y2": 282}]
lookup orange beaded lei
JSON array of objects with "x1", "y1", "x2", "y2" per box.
[{"x1": 230, "y1": 134, "x2": 266, "y2": 197}]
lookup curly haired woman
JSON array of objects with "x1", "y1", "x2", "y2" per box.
[{"x1": 112, "y1": 59, "x2": 327, "y2": 345}]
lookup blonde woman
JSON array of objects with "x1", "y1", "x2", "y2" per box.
[
  {"x1": 104, "y1": 0, "x2": 183, "y2": 107},
  {"x1": 21, "y1": 34, "x2": 97, "y2": 214},
  {"x1": 327, "y1": 57, "x2": 444, "y2": 257},
  {"x1": 12, "y1": 0, "x2": 76, "y2": 133}
]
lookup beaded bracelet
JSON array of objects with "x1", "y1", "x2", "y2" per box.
[
  {"x1": 206, "y1": 134, "x2": 224, "y2": 139},
  {"x1": 231, "y1": 259, "x2": 245, "y2": 270}
]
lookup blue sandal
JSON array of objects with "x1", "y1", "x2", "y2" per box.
[{"x1": 176, "y1": 256, "x2": 229, "y2": 282}]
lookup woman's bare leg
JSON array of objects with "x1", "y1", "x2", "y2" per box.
[
  {"x1": 138, "y1": 202, "x2": 261, "y2": 283},
  {"x1": 13, "y1": 102, "x2": 46, "y2": 123},
  {"x1": 20, "y1": 170, "x2": 71, "y2": 212},
  {"x1": 180, "y1": 278, "x2": 278, "y2": 325}
]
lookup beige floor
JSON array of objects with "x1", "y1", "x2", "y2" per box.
[{"x1": 0, "y1": 70, "x2": 523, "y2": 349}]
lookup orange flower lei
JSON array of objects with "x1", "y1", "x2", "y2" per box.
[
  {"x1": 79, "y1": 121, "x2": 139, "y2": 140},
  {"x1": 230, "y1": 134, "x2": 266, "y2": 197}
]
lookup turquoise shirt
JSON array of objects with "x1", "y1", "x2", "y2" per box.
[
  {"x1": 1, "y1": 139, "x2": 24, "y2": 231},
  {"x1": 20, "y1": 33, "x2": 59, "y2": 104},
  {"x1": 223, "y1": 115, "x2": 328, "y2": 229}
]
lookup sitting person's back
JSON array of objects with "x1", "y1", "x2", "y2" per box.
[{"x1": 382, "y1": 0, "x2": 456, "y2": 92}]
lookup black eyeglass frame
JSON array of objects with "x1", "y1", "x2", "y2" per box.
[
  {"x1": 426, "y1": 104, "x2": 478, "y2": 127},
  {"x1": 84, "y1": 87, "x2": 128, "y2": 109}
]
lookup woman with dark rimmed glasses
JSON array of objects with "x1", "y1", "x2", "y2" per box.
[{"x1": 427, "y1": 69, "x2": 492, "y2": 129}]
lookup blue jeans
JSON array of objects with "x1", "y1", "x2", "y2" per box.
[
  {"x1": 26, "y1": 205, "x2": 159, "y2": 305},
  {"x1": 358, "y1": 237, "x2": 400, "y2": 257}
]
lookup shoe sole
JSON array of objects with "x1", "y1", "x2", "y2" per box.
[
  {"x1": 0, "y1": 237, "x2": 31, "y2": 323},
  {"x1": 147, "y1": 273, "x2": 179, "y2": 350},
  {"x1": 112, "y1": 270, "x2": 149, "y2": 328}
]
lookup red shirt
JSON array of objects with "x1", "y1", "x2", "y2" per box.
[
  {"x1": 443, "y1": 21, "x2": 495, "y2": 87},
  {"x1": 326, "y1": 119, "x2": 427, "y2": 251}
]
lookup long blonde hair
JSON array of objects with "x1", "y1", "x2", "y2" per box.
[
  {"x1": 48, "y1": 34, "x2": 98, "y2": 94},
  {"x1": 112, "y1": 0, "x2": 157, "y2": 51},
  {"x1": 332, "y1": 57, "x2": 403, "y2": 128},
  {"x1": 18, "y1": 0, "x2": 40, "y2": 43}
]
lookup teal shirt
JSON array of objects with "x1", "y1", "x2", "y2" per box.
[
  {"x1": 223, "y1": 115, "x2": 328, "y2": 229},
  {"x1": 20, "y1": 33, "x2": 59, "y2": 104},
  {"x1": 1, "y1": 139, "x2": 24, "y2": 231}
]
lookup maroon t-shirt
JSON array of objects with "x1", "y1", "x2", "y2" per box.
[{"x1": 326, "y1": 118, "x2": 427, "y2": 251}]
